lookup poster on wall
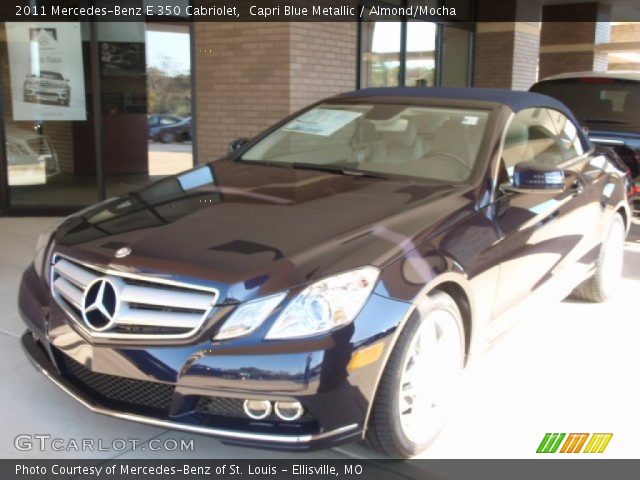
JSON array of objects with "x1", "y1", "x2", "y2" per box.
[{"x1": 5, "y1": 22, "x2": 87, "y2": 121}]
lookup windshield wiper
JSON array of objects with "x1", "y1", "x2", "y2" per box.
[
  {"x1": 238, "y1": 159, "x2": 395, "y2": 180},
  {"x1": 289, "y1": 162, "x2": 393, "y2": 180},
  {"x1": 584, "y1": 118, "x2": 628, "y2": 125}
]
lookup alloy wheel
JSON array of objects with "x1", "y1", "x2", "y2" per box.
[
  {"x1": 398, "y1": 307, "x2": 463, "y2": 445},
  {"x1": 600, "y1": 217, "x2": 625, "y2": 298}
]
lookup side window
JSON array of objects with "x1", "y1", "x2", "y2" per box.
[
  {"x1": 546, "y1": 109, "x2": 585, "y2": 160},
  {"x1": 501, "y1": 108, "x2": 572, "y2": 181}
]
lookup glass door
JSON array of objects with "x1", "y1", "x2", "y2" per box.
[
  {"x1": 1, "y1": 21, "x2": 99, "y2": 209},
  {"x1": 0, "y1": 14, "x2": 194, "y2": 213},
  {"x1": 99, "y1": 21, "x2": 194, "y2": 199}
]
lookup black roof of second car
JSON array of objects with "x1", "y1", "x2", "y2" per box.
[{"x1": 335, "y1": 86, "x2": 579, "y2": 124}]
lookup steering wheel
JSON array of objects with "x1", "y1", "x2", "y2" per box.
[{"x1": 421, "y1": 150, "x2": 469, "y2": 171}]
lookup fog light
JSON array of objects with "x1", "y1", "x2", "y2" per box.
[
  {"x1": 243, "y1": 399, "x2": 272, "y2": 420},
  {"x1": 274, "y1": 401, "x2": 304, "y2": 421}
]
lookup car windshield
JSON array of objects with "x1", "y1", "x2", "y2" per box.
[
  {"x1": 240, "y1": 103, "x2": 490, "y2": 183},
  {"x1": 532, "y1": 79, "x2": 640, "y2": 130}
]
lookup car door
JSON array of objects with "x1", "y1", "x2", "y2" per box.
[{"x1": 490, "y1": 107, "x2": 600, "y2": 320}]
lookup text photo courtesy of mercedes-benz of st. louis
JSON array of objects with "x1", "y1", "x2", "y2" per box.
[{"x1": 19, "y1": 88, "x2": 631, "y2": 458}]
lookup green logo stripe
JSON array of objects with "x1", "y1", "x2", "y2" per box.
[
  {"x1": 537, "y1": 433, "x2": 566, "y2": 453},
  {"x1": 536, "y1": 433, "x2": 552, "y2": 453}
]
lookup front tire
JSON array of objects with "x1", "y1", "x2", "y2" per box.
[
  {"x1": 572, "y1": 213, "x2": 625, "y2": 302},
  {"x1": 365, "y1": 291, "x2": 464, "y2": 458},
  {"x1": 160, "y1": 132, "x2": 176, "y2": 143}
]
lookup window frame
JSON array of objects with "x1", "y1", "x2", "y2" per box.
[
  {"x1": 357, "y1": 10, "x2": 475, "y2": 89},
  {"x1": 0, "y1": 20, "x2": 197, "y2": 216},
  {"x1": 492, "y1": 107, "x2": 594, "y2": 199}
]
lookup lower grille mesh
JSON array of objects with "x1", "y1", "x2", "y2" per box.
[
  {"x1": 195, "y1": 396, "x2": 246, "y2": 418},
  {"x1": 59, "y1": 353, "x2": 175, "y2": 412}
]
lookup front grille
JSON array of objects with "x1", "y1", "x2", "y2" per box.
[
  {"x1": 195, "y1": 396, "x2": 246, "y2": 418},
  {"x1": 58, "y1": 352, "x2": 174, "y2": 412},
  {"x1": 50, "y1": 254, "x2": 219, "y2": 340}
]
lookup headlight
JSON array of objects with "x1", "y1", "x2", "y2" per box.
[
  {"x1": 33, "y1": 230, "x2": 54, "y2": 278},
  {"x1": 214, "y1": 293, "x2": 286, "y2": 340},
  {"x1": 265, "y1": 267, "x2": 379, "y2": 340}
]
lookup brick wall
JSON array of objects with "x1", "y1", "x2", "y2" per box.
[
  {"x1": 474, "y1": 29, "x2": 517, "y2": 89},
  {"x1": 473, "y1": 23, "x2": 540, "y2": 90},
  {"x1": 608, "y1": 23, "x2": 640, "y2": 72},
  {"x1": 511, "y1": 27, "x2": 541, "y2": 90},
  {"x1": 539, "y1": 2, "x2": 611, "y2": 79},
  {"x1": 194, "y1": 22, "x2": 356, "y2": 161},
  {"x1": 193, "y1": 23, "x2": 291, "y2": 162},
  {"x1": 289, "y1": 23, "x2": 356, "y2": 112}
]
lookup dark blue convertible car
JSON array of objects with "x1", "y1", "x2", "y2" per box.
[{"x1": 19, "y1": 87, "x2": 630, "y2": 457}]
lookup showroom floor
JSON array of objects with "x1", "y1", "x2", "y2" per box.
[{"x1": 1, "y1": 217, "x2": 638, "y2": 460}]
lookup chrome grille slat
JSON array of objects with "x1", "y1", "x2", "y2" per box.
[
  {"x1": 115, "y1": 307, "x2": 203, "y2": 329},
  {"x1": 50, "y1": 254, "x2": 219, "y2": 340},
  {"x1": 55, "y1": 258, "x2": 98, "y2": 289},
  {"x1": 119, "y1": 284, "x2": 213, "y2": 311},
  {"x1": 53, "y1": 277, "x2": 83, "y2": 310}
]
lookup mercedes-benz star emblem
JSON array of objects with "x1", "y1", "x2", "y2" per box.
[
  {"x1": 81, "y1": 278, "x2": 119, "y2": 332},
  {"x1": 115, "y1": 247, "x2": 132, "y2": 258}
]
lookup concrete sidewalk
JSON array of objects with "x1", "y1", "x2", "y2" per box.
[{"x1": 1, "y1": 217, "x2": 639, "y2": 459}]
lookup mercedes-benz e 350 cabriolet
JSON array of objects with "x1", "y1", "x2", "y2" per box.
[{"x1": 19, "y1": 88, "x2": 630, "y2": 457}]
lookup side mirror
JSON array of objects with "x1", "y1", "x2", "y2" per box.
[
  {"x1": 228, "y1": 138, "x2": 249, "y2": 153},
  {"x1": 506, "y1": 161, "x2": 565, "y2": 194}
]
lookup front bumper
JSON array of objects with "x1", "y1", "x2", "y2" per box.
[
  {"x1": 25, "y1": 88, "x2": 69, "y2": 103},
  {"x1": 20, "y1": 331, "x2": 360, "y2": 450},
  {"x1": 19, "y1": 263, "x2": 410, "y2": 451}
]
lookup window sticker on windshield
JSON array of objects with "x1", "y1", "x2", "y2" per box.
[
  {"x1": 282, "y1": 109, "x2": 362, "y2": 136},
  {"x1": 462, "y1": 115, "x2": 479, "y2": 125}
]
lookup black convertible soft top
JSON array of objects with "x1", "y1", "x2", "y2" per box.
[{"x1": 336, "y1": 87, "x2": 580, "y2": 125}]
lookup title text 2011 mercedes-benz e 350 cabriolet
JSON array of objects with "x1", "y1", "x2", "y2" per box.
[{"x1": 19, "y1": 88, "x2": 630, "y2": 457}]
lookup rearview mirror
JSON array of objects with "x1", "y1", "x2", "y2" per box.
[
  {"x1": 506, "y1": 161, "x2": 565, "y2": 194},
  {"x1": 228, "y1": 138, "x2": 249, "y2": 153}
]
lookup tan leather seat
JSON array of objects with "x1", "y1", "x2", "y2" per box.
[
  {"x1": 431, "y1": 120, "x2": 475, "y2": 167},
  {"x1": 380, "y1": 122, "x2": 424, "y2": 165}
]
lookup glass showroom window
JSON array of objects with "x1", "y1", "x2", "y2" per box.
[
  {"x1": 98, "y1": 22, "x2": 194, "y2": 199},
  {"x1": 360, "y1": 22, "x2": 402, "y2": 87},
  {"x1": 0, "y1": 16, "x2": 194, "y2": 213},
  {"x1": 404, "y1": 22, "x2": 437, "y2": 87},
  {"x1": 441, "y1": 25, "x2": 472, "y2": 87},
  {"x1": 359, "y1": 20, "x2": 473, "y2": 89}
]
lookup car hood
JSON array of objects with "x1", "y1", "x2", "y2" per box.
[
  {"x1": 6, "y1": 125, "x2": 42, "y2": 143},
  {"x1": 28, "y1": 77, "x2": 65, "y2": 86},
  {"x1": 54, "y1": 159, "x2": 475, "y2": 302}
]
